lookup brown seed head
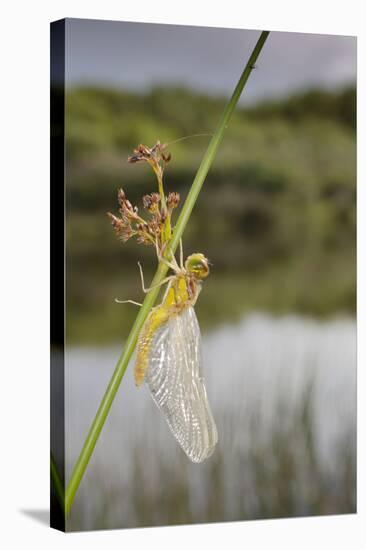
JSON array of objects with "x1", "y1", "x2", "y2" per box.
[
  {"x1": 167, "y1": 191, "x2": 180, "y2": 210},
  {"x1": 142, "y1": 192, "x2": 160, "y2": 213},
  {"x1": 162, "y1": 152, "x2": 171, "y2": 163},
  {"x1": 116, "y1": 188, "x2": 138, "y2": 221},
  {"x1": 147, "y1": 217, "x2": 161, "y2": 236},
  {"x1": 128, "y1": 144, "x2": 153, "y2": 163},
  {"x1": 107, "y1": 212, "x2": 135, "y2": 242},
  {"x1": 117, "y1": 188, "x2": 126, "y2": 205}
]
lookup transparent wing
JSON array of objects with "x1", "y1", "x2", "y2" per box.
[{"x1": 145, "y1": 306, "x2": 218, "y2": 463}]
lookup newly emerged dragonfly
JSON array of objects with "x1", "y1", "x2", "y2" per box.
[
  {"x1": 133, "y1": 244, "x2": 218, "y2": 463},
  {"x1": 110, "y1": 140, "x2": 218, "y2": 463}
]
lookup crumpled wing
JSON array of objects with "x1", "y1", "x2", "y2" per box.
[{"x1": 145, "y1": 306, "x2": 218, "y2": 463}]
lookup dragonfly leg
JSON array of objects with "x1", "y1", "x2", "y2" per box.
[
  {"x1": 179, "y1": 238, "x2": 184, "y2": 270},
  {"x1": 115, "y1": 298, "x2": 142, "y2": 307},
  {"x1": 157, "y1": 242, "x2": 181, "y2": 273},
  {"x1": 170, "y1": 252, "x2": 180, "y2": 272},
  {"x1": 161, "y1": 256, "x2": 179, "y2": 272},
  {"x1": 138, "y1": 261, "x2": 174, "y2": 293}
]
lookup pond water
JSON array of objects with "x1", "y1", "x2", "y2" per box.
[{"x1": 65, "y1": 313, "x2": 356, "y2": 531}]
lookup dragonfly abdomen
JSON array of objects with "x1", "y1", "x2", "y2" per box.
[
  {"x1": 135, "y1": 304, "x2": 172, "y2": 386},
  {"x1": 135, "y1": 276, "x2": 192, "y2": 386}
]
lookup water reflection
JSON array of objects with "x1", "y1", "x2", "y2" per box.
[{"x1": 65, "y1": 313, "x2": 356, "y2": 531}]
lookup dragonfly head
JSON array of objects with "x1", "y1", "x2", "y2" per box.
[{"x1": 185, "y1": 253, "x2": 210, "y2": 280}]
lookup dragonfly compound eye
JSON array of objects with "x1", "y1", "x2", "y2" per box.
[{"x1": 185, "y1": 253, "x2": 210, "y2": 279}]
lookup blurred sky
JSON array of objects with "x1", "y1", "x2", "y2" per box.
[{"x1": 65, "y1": 18, "x2": 356, "y2": 104}]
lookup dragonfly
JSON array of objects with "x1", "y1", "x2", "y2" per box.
[{"x1": 121, "y1": 242, "x2": 218, "y2": 463}]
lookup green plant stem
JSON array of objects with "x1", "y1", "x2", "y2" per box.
[
  {"x1": 51, "y1": 452, "x2": 65, "y2": 511},
  {"x1": 64, "y1": 30, "x2": 270, "y2": 518},
  {"x1": 157, "y1": 171, "x2": 172, "y2": 241}
]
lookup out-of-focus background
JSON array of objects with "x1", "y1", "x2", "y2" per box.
[{"x1": 63, "y1": 19, "x2": 356, "y2": 531}]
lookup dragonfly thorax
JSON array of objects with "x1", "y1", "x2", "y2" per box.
[{"x1": 165, "y1": 275, "x2": 200, "y2": 308}]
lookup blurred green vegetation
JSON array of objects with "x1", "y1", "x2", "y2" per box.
[{"x1": 65, "y1": 85, "x2": 356, "y2": 344}]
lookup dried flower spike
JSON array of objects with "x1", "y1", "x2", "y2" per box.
[{"x1": 109, "y1": 142, "x2": 182, "y2": 251}]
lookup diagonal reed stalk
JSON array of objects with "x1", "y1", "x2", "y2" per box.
[{"x1": 64, "y1": 30, "x2": 270, "y2": 517}]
